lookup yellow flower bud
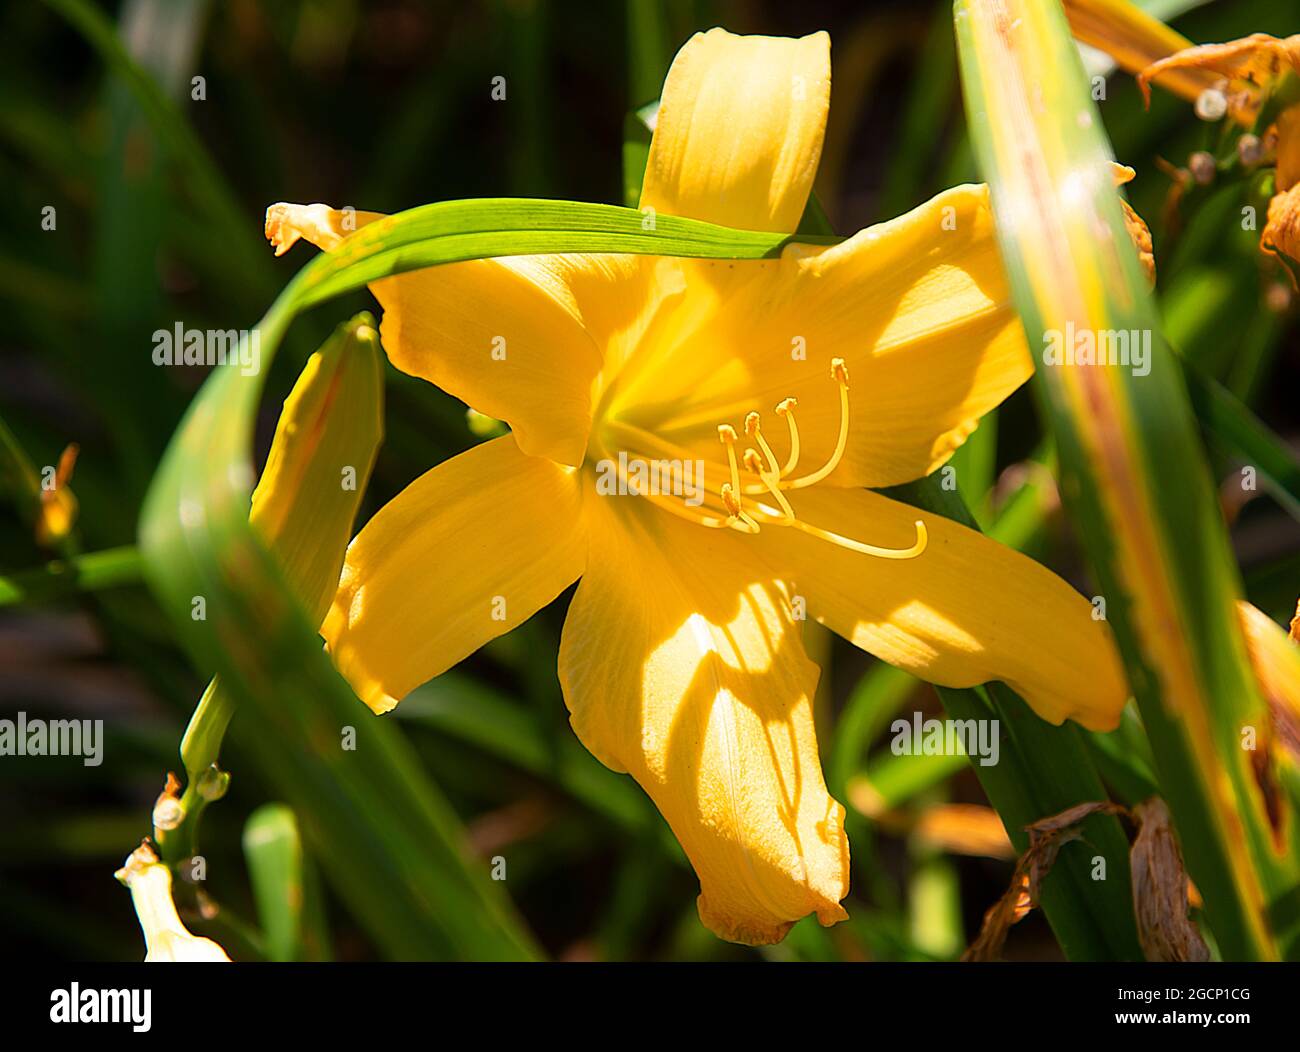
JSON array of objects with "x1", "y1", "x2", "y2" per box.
[
  {"x1": 249, "y1": 313, "x2": 385, "y2": 627},
  {"x1": 35, "y1": 443, "x2": 79, "y2": 547}
]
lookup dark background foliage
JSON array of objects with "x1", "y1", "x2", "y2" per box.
[{"x1": 1, "y1": 0, "x2": 1295, "y2": 961}]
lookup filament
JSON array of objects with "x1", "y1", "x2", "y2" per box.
[
  {"x1": 781, "y1": 359, "x2": 850, "y2": 490},
  {"x1": 596, "y1": 357, "x2": 926, "y2": 561},
  {"x1": 775, "y1": 397, "x2": 800, "y2": 476}
]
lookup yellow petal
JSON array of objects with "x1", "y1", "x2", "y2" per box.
[
  {"x1": 1112, "y1": 163, "x2": 1156, "y2": 287},
  {"x1": 371, "y1": 256, "x2": 604, "y2": 466},
  {"x1": 265, "y1": 202, "x2": 606, "y2": 467},
  {"x1": 640, "y1": 28, "x2": 830, "y2": 233},
  {"x1": 611, "y1": 185, "x2": 1031, "y2": 489},
  {"x1": 754, "y1": 485, "x2": 1129, "y2": 730},
  {"x1": 322, "y1": 436, "x2": 586, "y2": 714},
  {"x1": 558, "y1": 489, "x2": 849, "y2": 945},
  {"x1": 249, "y1": 314, "x2": 384, "y2": 627},
  {"x1": 1238, "y1": 600, "x2": 1300, "y2": 732},
  {"x1": 910, "y1": 804, "x2": 1015, "y2": 860},
  {"x1": 1276, "y1": 105, "x2": 1300, "y2": 192},
  {"x1": 1262, "y1": 183, "x2": 1300, "y2": 278}
]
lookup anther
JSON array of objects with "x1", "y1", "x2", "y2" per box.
[
  {"x1": 721, "y1": 483, "x2": 742, "y2": 518},
  {"x1": 701, "y1": 356, "x2": 925, "y2": 560},
  {"x1": 775, "y1": 398, "x2": 800, "y2": 476},
  {"x1": 721, "y1": 483, "x2": 762, "y2": 533},
  {"x1": 717, "y1": 424, "x2": 758, "y2": 531}
]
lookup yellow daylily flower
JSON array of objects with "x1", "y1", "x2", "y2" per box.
[
  {"x1": 268, "y1": 28, "x2": 1129, "y2": 945},
  {"x1": 116, "y1": 842, "x2": 231, "y2": 962}
]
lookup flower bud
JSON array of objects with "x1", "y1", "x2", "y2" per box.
[
  {"x1": 151, "y1": 773, "x2": 184, "y2": 834},
  {"x1": 195, "y1": 763, "x2": 231, "y2": 801},
  {"x1": 1194, "y1": 86, "x2": 1228, "y2": 122},
  {"x1": 1188, "y1": 151, "x2": 1216, "y2": 186},
  {"x1": 249, "y1": 313, "x2": 385, "y2": 627},
  {"x1": 115, "y1": 842, "x2": 231, "y2": 962},
  {"x1": 35, "y1": 444, "x2": 78, "y2": 547}
]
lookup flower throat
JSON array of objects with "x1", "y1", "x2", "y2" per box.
[{"x1": 603, "y1": 358, "x2": 928, "y2": 561}]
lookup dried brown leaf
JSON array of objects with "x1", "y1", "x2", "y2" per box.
[
  {"x1": 1130, "y1": 797, "x2": 1210, "y2": 962},
  {"x1": 962, "y1": 801, "x2": 1125, "y2": 961}
]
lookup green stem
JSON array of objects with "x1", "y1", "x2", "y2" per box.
[
  {"x1": 0, "y1": 546, "x2": 142, "y2": 606},
  {"x1": 157, "y1": 679, "x2": 233, "y2": 867}
]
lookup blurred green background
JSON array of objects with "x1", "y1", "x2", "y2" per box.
[{"x1": 1, "y1": 0, "x2": 1296, "y2": 961}]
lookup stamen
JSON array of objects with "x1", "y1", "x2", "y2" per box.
[
  {"x1": 721, "y1": 484, "x2": 760, "y2": 533},
  {"x1": 737, "y1": 409, "x2": 796, "y2": 502},
  {"x1": 609, "y1": 441, "x2": 732, "y2": 530},
  {"x1": 749, "y1": 501, "x2": 928, "y2": 560},
  {"x1": 718, "y1": 423, "x2": 744, "y2": 505},
  {"x1": 782, "y1": 357, "x2": 851, "y2": 490},
  {"x1": 788, "y1": 516, "x2": 928, "y2": 559},
  {"x1": 751, "y1": 463, "x2": 798, "y2": 523},
  {"x1": 774, "y1": 398, "x2": 800, "y2": 476},
  {"x1": 747, "y1": 412, "x2": 787, "y2": 483},
  {"x1": 720, "y1": 483, "x2": 742, "y2": 517},
  {"x1": 642, "y1": 492, "x2": 737, "y2": 530},
  {"x1": 603, "y1": 356, "x2": 923, "y2": 560},
  {"x1": 718, "y1": 425, "x2": 760, "y2": 532},
  {"x1": 741, "y1": 430, "x2": 796, "y2": 523}
]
